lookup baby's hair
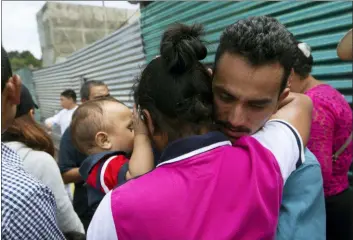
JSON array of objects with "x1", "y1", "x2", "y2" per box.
[
  {"x1": 71, "y1": 96, "x2": 124, "y2": 154},
  {"x1": 133, "y1": 23, "x2": 213, "y2": 141}
]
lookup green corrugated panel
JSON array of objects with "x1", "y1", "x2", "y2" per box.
[{"x1": 141, "y1": 1, "x2": 352, "y2": 102}]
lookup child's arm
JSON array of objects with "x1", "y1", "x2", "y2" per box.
[{"x1": 125, "y1": 105, "x2": 154, "y2": 180}]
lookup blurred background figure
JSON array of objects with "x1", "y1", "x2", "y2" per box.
[
  {"x1": 58, "y1": 80, "x2": 110, "y2": 231},
  {"x1": 337, "y1": 29, "x2": 352, "y2": 61},
  {"x1": 290, "y1": 39, "x2": 353, "y2": 240},
  {"x1": 2, "y1": 85, "x2": 85, "y2": 235},
  {"x1": 45, "y1": 88, "x2": 78, "y2": 201},
  {"x1": 45, "y1": 89, "x2": 78, "y2": 135}
]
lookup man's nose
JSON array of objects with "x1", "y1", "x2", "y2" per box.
[{"x1": 228, "y1": 104, "x2": 247, "y2": 127}]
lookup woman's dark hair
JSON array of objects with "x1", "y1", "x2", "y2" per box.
[
  {"x1": 2, "y1": 113, "x2": 55, "y2": 157},
  {"x1": 292, "y1": 41, "x2": 313, "y2": 79},
  {"x1": 133, "y1": 23, "x2": 213, "y2": 141},
  {"x1": 61, "y1": 89, "x2": 77, "y2": 102}
]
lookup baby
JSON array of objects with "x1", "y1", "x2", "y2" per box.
[{"x1": 71, "y1": 97, "x2": 153, "y2": 211}]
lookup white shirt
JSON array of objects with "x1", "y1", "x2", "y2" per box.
[{"x1": 45, "y1": 106, "x2": 78, "y2": 135}]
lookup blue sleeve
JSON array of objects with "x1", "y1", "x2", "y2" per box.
[{"x1": 58, "y1": 127, "x2": 86, "y2": 173}]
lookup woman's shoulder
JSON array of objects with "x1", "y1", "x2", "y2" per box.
[
  {"x1": 21, "y1": 148, "x2": 58, "y2": 171},
  {"x1": 306, "y1": 84, "x2": 350, "y2": 111}
]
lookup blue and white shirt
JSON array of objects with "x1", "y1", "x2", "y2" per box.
[{"x1": 1, "y1": 144, "x2": 65, "y2": 240}]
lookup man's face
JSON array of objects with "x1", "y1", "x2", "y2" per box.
[
  {"x1": 88, "y1": 85, "x2": 110, "y2": 101},
  {"x1": 60, "y1": 96, "x2": 73, "y2": 109},
  {"x1": 213, "y1": 53, "x2": 288, "y2": 142}
]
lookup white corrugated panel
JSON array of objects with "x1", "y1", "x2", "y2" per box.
[{"x1": 33, "y1": 20, "x2": 145, "y2": 122}]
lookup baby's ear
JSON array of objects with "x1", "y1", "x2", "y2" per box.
[
  {"x1": 95, "y1": 131, "x2": 112, "y2": 150},
  {"x1": 142, "y1": 109, "x2": 154, "y2": 136}
]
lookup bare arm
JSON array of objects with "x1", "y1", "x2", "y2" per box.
[
  {"x1": 125, "y1": 105, "x2": 154, "y2": 180},
  {"x1": 271, "y1": 92, "x2": 313, "y2": 146},
  {"x1": 126, "y1": 134, "x2": 154, "y2": 179},
  {"x1": 45, "y1": 111, "x2": 62, "y2": 129},
  {"x1": 62, "y1": 168, "x2": 83, "y2": 184}
]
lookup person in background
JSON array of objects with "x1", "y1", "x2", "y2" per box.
[
  {"x1": 1, "y1": 46, "x2": 64, "y2": 239},
  {"x1": 337, "y1": 29, "x2": 352, "y2": 61},
  {"x1": 211, "y1": 16, "x2": 325, "y2": 240},
  {"x1": 2, "y1": 85, "x2": 85, "y2": 235},
  {"x1": 45, "y1": 88, "x2": 78, "y2": 201},
  {"x1": 337, "y1": 28, "x2": 353, "y2": 184},
  {"x1": 71, "y1": 97, "x2": 153, "y2": 212},
  {"x1": 289, "y1": 39, "x2": 353, "y2": 239},
  {"x1": 59, "y1": 80, "x2": 110, "y2": 230},
  {"x1": 87, "y1": 23, "x2": 312, "y2": 240},
  {"x1": 45, "y1": 89, "x2": 78, "y2": 135}
]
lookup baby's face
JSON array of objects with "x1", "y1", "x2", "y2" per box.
[{"x1": 105, "y1": 102, "x2": 134, "y2": 153}]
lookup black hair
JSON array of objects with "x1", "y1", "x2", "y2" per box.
[
  {"x1": 2, "y1": 46, "x2": 13, "y2": 93},
  {"x1": 80, "y1": 80, "x2": 107, "y2": 101},
  {"x1": 292, "y1": 41, "x2": 313, "y2": 79},
  {"x1": 214, "y1": 16, "x2": 296, "y2": 94},
  {"x1": 61, "y1": 89, "x2": 77, "y2": 102},
  {"x1": 63, "y1": 231, "x2": 86, "y2": 240},
  {"x1": 133, "y1": 23, "x2": 213, "y2": 141}
]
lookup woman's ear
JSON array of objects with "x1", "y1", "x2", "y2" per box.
[
  {"x1": 95, "y1": 131, "x2": 112, "y2": 150},
  {"x1": 142, "y1": 109, "x2": 155, "y2": 136}
]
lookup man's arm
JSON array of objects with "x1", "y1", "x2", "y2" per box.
[
  {"x1": 2, "y1": 186, "x2": 65, "y2": 239},
  {"x1": 62, "y1": 168, "x2": 82, "y2": 184},
  {"x1": 45, "y1": 110, "x2": 62, "y2": 129}
]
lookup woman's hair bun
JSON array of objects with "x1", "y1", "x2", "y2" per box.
[{"x1": 160, "y1": 23, "x2": 207, "y2": 73}]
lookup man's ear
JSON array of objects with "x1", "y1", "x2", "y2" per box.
[
  {"x1": 142, "y1": 109, "x2": 155, "y2": 136},
  {"x1": 95, "y1": 131, "x2": 112, "y2": 150},
  {"x1": 287, "y1": 69, "x2": 294, "y2": 89},
  {"x1": 276, "y1": 87, "x2": 290, "y2": 113}
]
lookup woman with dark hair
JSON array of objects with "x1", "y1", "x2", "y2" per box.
[
  {"x1": 2, "y1": 85, "x2": 85, "y2": 235},
  {"x1": 87, "y1": 23, "x2": 313, "y2": 240},
  {"x1": 290, "y1": 40, "x2": 353, "y2": 240}
]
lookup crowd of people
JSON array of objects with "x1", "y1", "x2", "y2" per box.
[{"x1": 1, "y1": 16, "x2": 352, "y2": 240}]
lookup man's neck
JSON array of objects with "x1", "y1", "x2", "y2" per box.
[{"x1": 66, "y1": 104, "x2": 77, "y2": 110}]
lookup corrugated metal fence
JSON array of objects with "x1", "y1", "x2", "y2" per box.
[
  {"x1": 141, "y1": 1, "x2": 352, "y2": 103},
  {"x1": 33, "y1": 20, "x2": 145, "y2": 121}
]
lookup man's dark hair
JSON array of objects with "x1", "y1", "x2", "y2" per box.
[
  {"x1": 292, "y1": 41, "x2": 313, "y2": 79},
  {"x1": 214, "y1": 16, "x2": 296, "y2": 94},
  {"x1": 61, "y1": 89, "x2": 77, "y2": 102},
  {"x1": 133, "y1": 23, "x2": 213, "y2": 142},
  {"x1": 2, "y1": 46, "x2": 13, "y2": 93},
  {"x1": 80, "y1": 80, "x2": 107, "y2": 101}
]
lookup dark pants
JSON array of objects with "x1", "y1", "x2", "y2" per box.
[{"x1": 326, "y1": 187, "x2": 353, "y2": 240}]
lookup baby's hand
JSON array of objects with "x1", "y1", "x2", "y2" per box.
[{"x1": 132, "y1": 104, "x2": 149, "y2": 136}]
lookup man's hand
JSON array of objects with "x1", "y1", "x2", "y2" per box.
[{"x1": 62, "y1": 168, "x2": 83, "y2": 184}]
